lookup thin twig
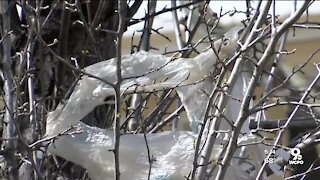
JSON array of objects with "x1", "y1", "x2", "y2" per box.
[{"x1": 143, "y1": 132, "x2": 153, "y2": 180}]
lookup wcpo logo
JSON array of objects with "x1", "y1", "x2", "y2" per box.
[{"x1": 289, "y1": 148, "x2": 304, "y2": 165}]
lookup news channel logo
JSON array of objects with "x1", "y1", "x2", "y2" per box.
[
  {"x1": 289, "y1": 147, "x2": 304, "y2": 165},
  {"x1": 264, "y1": 147, "x2": 304, "y2": 165}
]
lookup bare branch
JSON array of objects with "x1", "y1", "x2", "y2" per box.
[
  {"x1": 113, "y1": 0, "x2": 127, "y2": 179},
  {"x1": 0, "y1": 1, "x2": 18, "y2": 178}
]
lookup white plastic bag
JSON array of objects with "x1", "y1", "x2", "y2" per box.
[
  {"x1": 46, "y1": 29, "x2": 266, "y2": 179},
  {"x1": 48, "y1": 120, "x2": 224, "y2": 180}
]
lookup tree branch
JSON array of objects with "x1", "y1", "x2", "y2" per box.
[
  {"x1": 1, "y1": 1, "x2": 18, "y2": 178},
  {"x1": 113, "y1": 0, "x2": 127, "y2": 179}
]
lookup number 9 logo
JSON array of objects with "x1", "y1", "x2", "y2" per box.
[{"x1": 291, "y1": 148, "x2": 301, "y2": 160}]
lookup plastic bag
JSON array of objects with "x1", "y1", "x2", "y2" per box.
[
  {"x1": 48, "y1": 122, "x2": 223, "y2": 180},
  {"x1": 46, "y1": 29, "x2": 266, "y2": 179}
]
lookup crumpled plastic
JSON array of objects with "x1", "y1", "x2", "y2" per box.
[
  {"x1": 48, "y1": 122, "x2": 223, "y2": 180},
  {"x1": 46, "y1": 30, "x2": 266, "y2": 180}
]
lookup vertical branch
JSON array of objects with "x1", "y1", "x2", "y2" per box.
[
  {"x1": 0, "y1": 0, "x2": 18, "y2": 178},
  {"x1": 139, "y1": 0, "x2": 156, "y2": 51},
  {"x1": 247, "y1": 1, "x2": 281, "y2": 158},
  {"x1": 26, "y1": 38, "x2": 38, "y2": 178},
  {"x1": 128, "y1": 94, "x2": 141, "y2": 130},
  {"x1": 171, "y1": 0, "x2": 184, "y2": 131},
  {"x1": 129, "y1": 0, "x2": 157, "y2": 131},
  {"x1": 35, "y1": 0, "x2": 47, "y2": 137},
  {"x1": 19, "y1": 1, "x2": 45, "y2": 178},
  {"x1": 113, "y1": 0, "x2": 126, "y2": 179},
  {"x1": 245, "y1": 0, "x2": 251, "y2": 18},
  {"x1": 259, "y1": 25, "x2": 289, "y2": 134},
  {"x1": 264, "y1": 0, "x2": 290, "y2": 93},
  {"x1": 171, "y1": 0, "x2": 184, "y2": 49},
  {"x1": 143, "y1": 132, "x2": 153, "y2": 180},
  {"x1": 271, "y1": 0, "x2": 276, "y2": 35},
  {"x1": 264, "y1": 32, "x2": 288, "y2": 92},
  {"x1": 56, "y1": 0, "x2": 71, "y2": 97},
  {"x1": 185, "y1": 0, "x2": 196, "y2": 42}
]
